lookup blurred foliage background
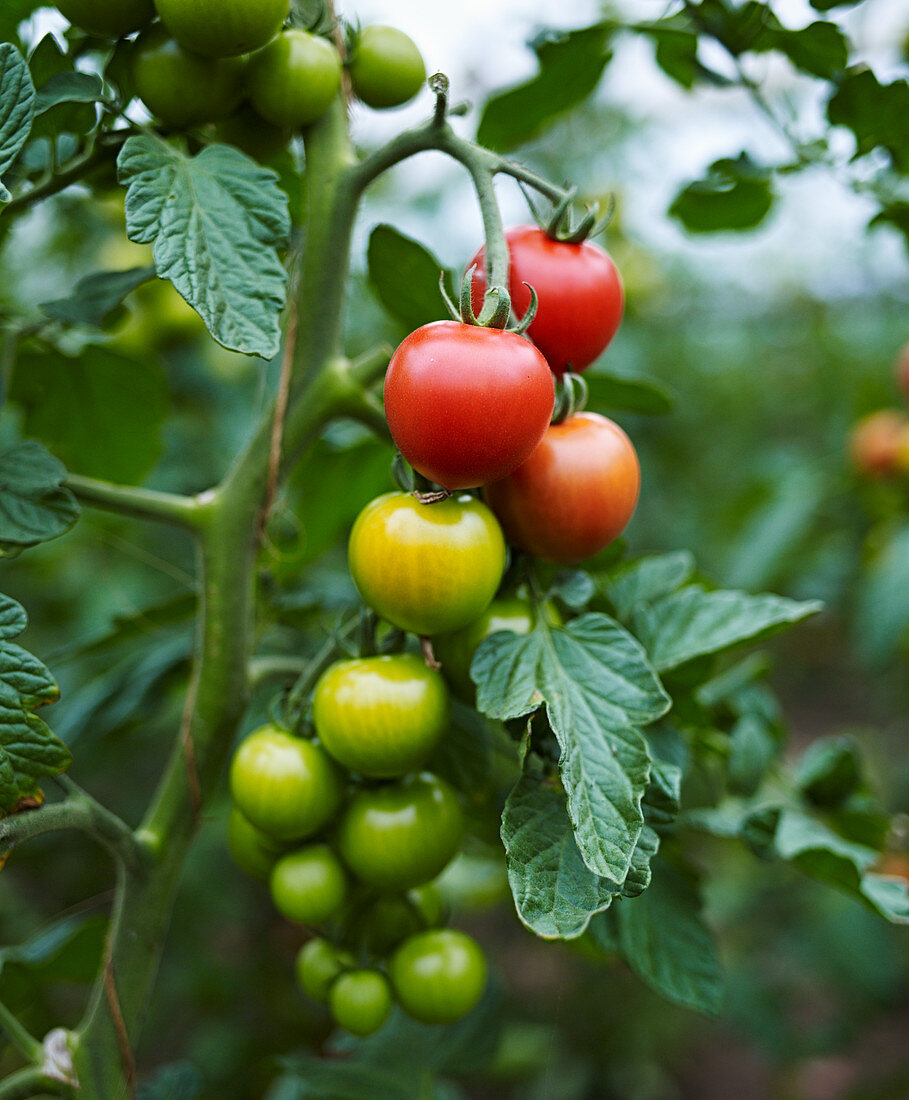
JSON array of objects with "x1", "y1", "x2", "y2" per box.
[{"x1": 1, "y1": 0, "x2": 908, "y2": 1096}]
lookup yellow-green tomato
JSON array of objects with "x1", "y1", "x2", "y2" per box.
[
  {"x1": 390, "y1": 929, "x2": 487, "y2": 1025},
  {"x1": 153, "y1": 0, "x2": 288, "y2": 58},
  {"x1": 295, "y1": 937, "x2": 354, "y2": 1003},
  {"x1": 348, "y1": 492, "x2": 507, "y2": 637},
  {"x1": 349, "y1": 25, "x2": 426, "y2": 109},
  {"x1": 270, "y1": 844, "x2": 347, "y2": 925},
  {"x1": 57, "y1": 0, "x2": 153, "y2": 37},
  {"x1": 312, "y1": 655, "x2": 449, "y2": 778},
  {"x1": 248, "y1": 30, "x2": 342, "y2": 129},
  {"x1": 433, "y1": 597, "x2": 539, "y2": 699},
  {"x1": 338, "y1": 773, "x2": 464, "y2": 891},
  {"x1": 329, "y1": 969, "x2": 393, "y2": 1036},
  {"x1": 229, "y1": 725, "x2": 343, "y2": 841},
  {"x1": 132, "y1": 25, "x2": 246, "y2": 127},
  {"x1": 226, "y1": 807, "x2": 284, "y2": 880}
]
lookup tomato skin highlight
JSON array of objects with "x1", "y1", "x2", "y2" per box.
[
  {"x1": 469, "y1": 225, "x2": 625, "y2": 376},
  {"x1": 229, "y1": 725, "x2": 344, "y2": 841},
  {"x1": 350, "y1": 25, "x2": 426, "y2": 109},
  {"x1": 384, "y1": 321, "x2": 554, "y2": 491},
  {"x1": 313, "y1": 655, "x2": 449, "y2": 778},
  {"x1": 337, "y1": 773, "x2": 464, "y2": 891},
  {"x1": 247, "y1": 30, "x2": 342, "y2": 129},
  {"x1": 390, "y1": 929, "x2": 487, "y2": 1025},
  {"x1": 348, "y1": 492, "x2": 507, "y2": 636},
  {"x1": 153, "y1": 0, "x2": 289, "y2": 58},
  {"x1": 484, "y1": 413, "x2": 640, "y2": 564}
]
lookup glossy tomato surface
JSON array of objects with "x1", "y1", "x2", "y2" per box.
[
  {"x1": 433, "y1": 596, "x2": 538, "y2": 699},
  {"x1": 484, "y1": 412, "x2": 640, "y2": 563},
  {"x1": 269, "y1": 844, "x2": 347, "y2": 925},
  {"x1": 132, "y1": 26, "x2": 246, "y2": 127},
  {"x1": 470, "y1": 225, "x2": 624, "y2": 375},
  {"x1": 248, "y1": 30, "x2": 342, "y2": 129},
  {"x1": 229, "y1": 725, "x2": 343, "y2": 841},
  {"x1": 329, "y1": 970, "x2": 393, "y2": 1036},
  {"x1": 337, "y1": 773, "x2": 463, "y2": 891},
  {"x1": 153, "y1": 0, "x2": 289, "y2": 58},
  {"x1": 350, "y1": 25, "x2": 426, "y2": 109},
  {"x1": 295, "y1": 937, "x2": 354, "y2": 1002},
  {"x1": 348, "y1": 492, "x2": 506, "y2": 636},
  {"x1": 312, "y1": 655, "x2": 449, "y2": 778},
  {"x1": 384, "y1": 321, "x2": 554, "y2": 491},
  {"x1": 390, "y1": 929, "x2": 487, "y2": 1025},
  {"x1": 57, "y1": 0, "x2": 153, "y2": 37},
  {"x1": 226, "y1": 807, "x2": 285, "y2": 881}
]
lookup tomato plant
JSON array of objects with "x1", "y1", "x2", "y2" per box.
[
  {"x1": 153, "y1": 0, "x2": 289, "y2": 58},
  {"x1": 312, "y1": 654, "x2": 449, "y2": 778},
  {"x1": 269, "y1": 844, "x2": 348, "y2": 925},
  {"x1": 247, "y1": 29, "x2": 343, "y2": 130},
  {"x1": 131, "y1": 25, "x2": 246, "y2": 128},
  {"x1": 384, "y1": 320, "x2": 554, "y2": 489},
  {"x1": 389, "y1": 929, "x2": 488, "y2": 1025},
  {"x1": 295, "y1": 937, "x2": 354, "y2": 1003},
  {"x1": 329, "y1": 970, "x2": 394, "y2": 1036},
  {"x1": 337, "y1": 773, "x2": 464, "y2": 890},
  {"x1": 433, "y1": 596, "x2": 539, "y2": 698},
  {"x1": 484, "y1": 412, "x2": 641, "y2": 563},
  {"x1": 348, "y1": 492, "x2": 507, "y2": 635},
  {"x1": 226, "y1": 807, "x2": 284, "y2": 880},
  {"x1": 469, "y1": 225, "x2": 625, "y2": 375},
  {"x1": 349, "y1": 25, "x2": 426, "y2": 109},
  {"x1": 229, "y1": 725, "x2": 343, "y2": 840},
  {"x1": 56, "y1": 0, "x2": 153, "y2": 38}
]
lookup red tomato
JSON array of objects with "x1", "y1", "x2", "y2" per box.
[
  {"x1": 469, "y1": 225, "x2": 624, "y2": 376},
  {"x1": 483, "y1": 412, "x2": 640, "y2": 563},
  {"x1": 383, "y1": 321, "x2": 554, "y2": 490}
]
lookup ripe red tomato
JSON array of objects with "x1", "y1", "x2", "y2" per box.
[
  {"x1": 383, "y1": 321, "x2": 554, "y2": 490},
  {"x1": 469, "y1": 225, "x2": 624, "y2": 376},
  {"x1": 483, "y1": 413, "x2": 640, "y2": 563},
  {"x1": 849, "y1": 410, "x2": 909, "y2": 477}
]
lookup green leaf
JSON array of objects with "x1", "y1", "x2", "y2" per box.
[
  {"x1": 609, "y1": 859, "x2": 724, "y2": 1014},
  {"x1": 0, "y1": 912, "x2": 105, "y2": 985},
  {"x1": 367, "y1": 224, "x2": 451, "y2": 331},
  {"x1": 0, "y1": 594, "x2": 70, "y2": 812},
  {"x1": 643, "y1": 759, "x2": 682, "y2": 830},
  {"x1": 870, "y1": 200, "x2": 909, "y2": 250},
  {"x1": 634, "y1": 584, "x2": 822, "y2": 672},
  {"x1": 648, "y1": 26, "x2": 700, "y2": 89},
  {"x1": 118, "y1": 133, "x2": 290, "y2": 358},
  {"x1": 583, "y1": 368, "x2": 674, "y2": 415},
  {"x1": 430, "y1": 698, "x2": 493, "y2": 802},
  {"x1": 34, "y1": 71, "x2": 104, "y2": 113},
  {"x1": 0, "y1": 43, "x2": 35, "y2": 204},
  {"x1": 27, "y1": 36, "x2": 96, "y2": 141},
  {"x1": 500, "y1": 772, "x2": 619, "y2": 938},
  {"x1": 477, "y1": 23, "x2": 613, "y2": 152},
  {"x1": 827, "y1": 69, "x2": 909, "y2": 171},
  {"x1": 809, "y1": 0, "x2": 862, "y2": 10},
  {"x1": 41, "y1": 266, "x2": 156, "y2": 328},
  {"x1": 10, "y1": 346, "x2": 167, "y2": 483},
  {"x1": 474, "y1": 615, "x2": 670, "y2": 882},
  {"x1": 727, "y1": 713, "x2": 778, "y2": 796},
  {"x1": 853, "y1": 525, "x2": 909, "y2": 665},
  {"x1": 795, "y1": 736, "x2": 861, "y2": 807},
  {"x1": 138, "y1": 1063, "x2": 204, "y2": 1100},
  {"x1": 769, "y1": 21, "x2": 848, "y2": 80},
  {"x1": 670, "y1": 154, "x2": 774, "y2": 233},
  {"x1": 604, "y1": 551, "x2": 696, "y2": 621},
  {"x1": 621, "y1": 823, "x2": 660, "y2": 897},
  {"x1": 0, "y1": 440, "x2": 80, "y2": 557}
]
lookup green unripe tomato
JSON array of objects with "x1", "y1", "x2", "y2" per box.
[
  {"x1": 348, "y1": 492, "x2": 507, "y2": 637},
  {"x1": 295, "y1": 937, "x2": 354, "y2": 1003},
  {"x1": 56, "y1": 0, "x2": 154, "y2": 38},
  {"x1": 329, "y1": 969, "x2": 393, "y2": 1036},
  {"x1": 270, "y1": 844, "x2": 347, "y2": 925},
  {"x1": 226, "y1": 807, "x2": 284, "y2": 880},
  {"x1": 350, "y1": 882, "x2": 448, "y2": 956},
  {"x1": 338, "y1": 773, "x2": 464, "y2": 891},
  {"x1": 229, "y1": 724, "x2": 343, "y2": 841},
  {"x1": 153, "y1": 0, "x2": 288, "y2": 58},
  {"x1": 349, "y1": 25, "x2": 426, "y2": 109},
  {"x1": 132, "y1": 26, "x2": 246, "y2": 127},
  {"x1": 390, "y1": 929, "x2": 487, "y2": 1025},
  {"x1": 433, "y1": 597, "x2": 541, "y2": 699},
  {"x1": 213, "y1": 105, "x2": 288, "y2": 163},
  {"x1": 247, "y1": 30, "x2": 342, "y2": 129},
  {"x1": 312, "y1": 655, "x2": 449, "y2": 778}
]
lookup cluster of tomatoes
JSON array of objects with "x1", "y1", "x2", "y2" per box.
[
  {"x1": 227, "y1": 658, "x2": 486, "y2": 1037},
  {"x1": 849, "y1": 342, "x2": 909, "y2": 479},
  {"x1": 55, "y1": 0, "x2": 426, "y2": 132}
]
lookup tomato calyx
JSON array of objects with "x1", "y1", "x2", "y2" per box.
[
  {"x1": 440, "y1": 267, "x2": 538, "y2": 335},
  {"x1": 523, "y1": 184, "x2": 615, "y2": 245},
  {"x1": 551, "y1": 371, "x2": 589, "y2": 425}
]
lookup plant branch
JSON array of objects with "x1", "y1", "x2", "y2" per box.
[
  {"x1": 0, "y1": 1000, "x2": 43, "y2": 1066},
  {"x1": 3, "y1": 140, "x2": 121, "y2": 219},
  {"x1": 66, "y1": 475, "x2": 205, "y2": 530},
  {"x1": 0, "y1": 1066, "x2": 76, "y2": 1099}
]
